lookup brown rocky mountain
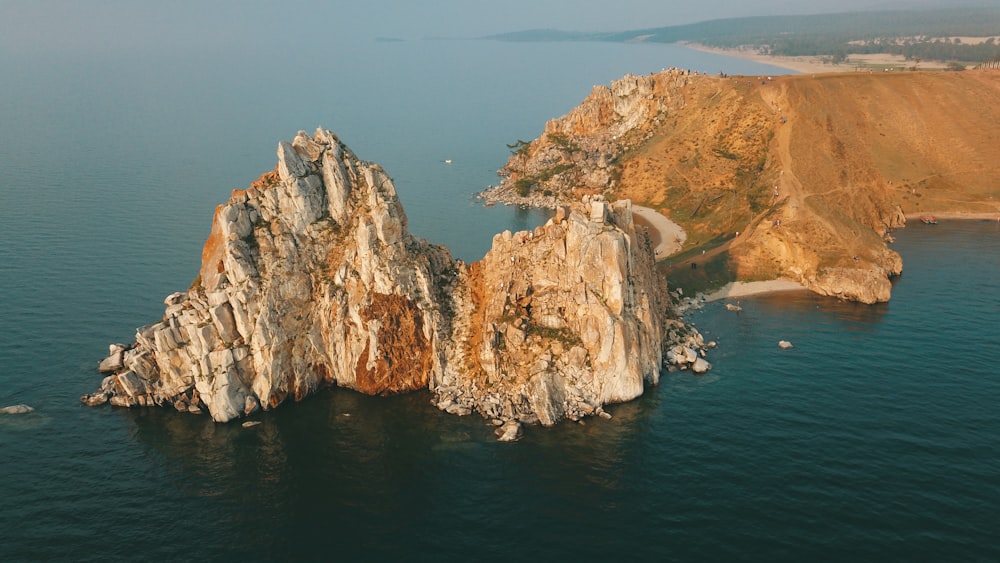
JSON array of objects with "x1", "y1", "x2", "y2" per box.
[{"x1": 486, "y1": 69, "x2": 1000, "y2": 303}]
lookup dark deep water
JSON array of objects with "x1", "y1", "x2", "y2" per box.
[{"x1": 2, "y1": 39, "x2": 998, "y2": 561}]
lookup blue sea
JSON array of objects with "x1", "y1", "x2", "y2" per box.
[{"x1": 2, "y1": 37, "x2": 998, "y2": 561}]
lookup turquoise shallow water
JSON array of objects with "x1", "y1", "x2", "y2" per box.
[{"x1": 1, "y1": 38, "x2": 998, "y2": 561}]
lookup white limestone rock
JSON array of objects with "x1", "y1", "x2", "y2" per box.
[
  {"x1": 98, "y1": 346, "x2": 126, "y2": 373},
  {"x1": 88, "y1": 129, "x2": 706, "y2": 430},
  {"x1": 277, "y1": 141, "x2": 309, "y2": 179},
  {"x1": 115, "y1": 371, "x2": 148, "y2": 398},
  {"x1": 0, "y1": 404, "x2": 34, "y2": 414}
]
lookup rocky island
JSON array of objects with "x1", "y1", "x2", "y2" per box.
[{"x1": 84, "y1": 129, "x2": 708, "y2": 435}]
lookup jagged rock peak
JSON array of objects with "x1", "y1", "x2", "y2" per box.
[
  {"x1": 84, "y1": 128, "x2": 455, "y2": 422},
  {"x1": 84, "y1": 130, "x2": 707, "y2": 432}
]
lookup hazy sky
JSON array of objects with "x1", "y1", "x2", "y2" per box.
[{"x1": 0, "y1": 0, "x2": 988, "y2": 55}]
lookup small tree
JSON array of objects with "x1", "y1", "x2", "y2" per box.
[{"x1": 506, "y1": 140, "x2": 531, "y2": 157}]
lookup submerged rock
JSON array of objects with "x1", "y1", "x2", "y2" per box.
[
  {"x1": 87, "y1": 129, "x2": 706, "y2": 429},
  {"x1": 778, "y1": 340, "x2": 794, "y2": 349},
  {"x1": 0, "y1": 404, "x2": 34, "y2": 414},
  {"x1": 495, "y1": 420, "x2": 522, "y2": 442}
]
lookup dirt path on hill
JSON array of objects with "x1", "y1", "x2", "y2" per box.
[{"x1": 759, "y1": 81, "x2": 803, "y2": 223}]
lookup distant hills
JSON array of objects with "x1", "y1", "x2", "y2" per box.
[{"x1": 489, "y1": 7, "x2": 1000, "y2": 65}]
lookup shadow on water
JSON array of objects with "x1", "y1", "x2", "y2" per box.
[
  {"x1": 751, "y1": 289, "x2": 890, "y2": 329},
  {"x1": 0, "y1": 411, "x2": 53, "y2": 431},
  {"x1": 119, "y1": 381, "x2": 674, "y2": 559}
]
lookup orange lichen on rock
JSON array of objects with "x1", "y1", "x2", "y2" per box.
[
  {"x1": 462, "y1": 260, "x2": 489, "y2": 383},
  {"x1": 197, "y1": 168, "x2": 280, "y2": 292},
  {"x1": 354, "y1": 293, "x2": 432, "y2": 395},
  {"x1": 248, "y1": 168, "x2": 280, "y2": 193},
  {"x1": 198, "y1": 205, "x2": 227, "y2": 291}
]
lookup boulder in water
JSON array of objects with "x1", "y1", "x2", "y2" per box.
[
  {"x1": 692, "y1": 357, "x2": 712, "y2": 374},
  {"x1": 495, "y1": 420, "x2": 522, "y2": 442}
]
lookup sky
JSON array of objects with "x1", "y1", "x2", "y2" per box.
[{"x1": 0, "y1": 0, "x2": 990, "y2": 55}]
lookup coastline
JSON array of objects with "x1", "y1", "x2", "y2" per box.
[
  {"x1": 904, "y1": 211, "x2": 1000, "y2": 221},
  {"x1": 696, "y1": 214, "x2": 1000, "y2": 303},
  {"x1": 632, "y1": 205, "x2": 685, "y2": 258},
  {"x1": 678, "y1": 42, "x2": 847, "y2": 74},
  {"x1": 678, "y1": 42, "x2": 950, "y2": 75},
  {"x1": 629, "y1": 205, "x2": 810, "y2": 303},
  {"x1": 703, "y1": 280, "x2": 808, "y2": 303}
]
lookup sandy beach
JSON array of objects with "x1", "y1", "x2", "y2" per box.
[
  {"x1": 704, "y1": 280, "x2": 808, "y2": 302},
  {"x1": 680, "y1": 42, "x2": 848, "y2": 74},
  {"x1": 632, "y1": 205, "x2": 686, "y2": 258},
  {"x1": 680, "y1": 42, "x2": 949, "y2": 75},
  {"x1": 630, "y1": 205, "x2": 807, "y2": 301}
]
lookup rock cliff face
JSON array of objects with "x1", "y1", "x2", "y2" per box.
[
  {"x1": 85, "y1": 129, "x2": 702, "y2": 428},
  {"x1": 483, "y1": 69, "x2": 693, "y2": 207},
  {"x1": 437, "y1": 197, "x2": 670, "y2": 426},
  {"x1": 484, "y1": 69, "x2": 1000, "y2": 303}
]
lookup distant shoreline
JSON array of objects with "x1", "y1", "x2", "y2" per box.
[
  {"x1": 903, "y1": 212, "x2": 1000, "y2": 221},
  {"x1": 678, "y1": 42, "x2": 847, "y2": 74},
  {"x1": 678, "y1": 42, "x2": 954, "y2": 75}
]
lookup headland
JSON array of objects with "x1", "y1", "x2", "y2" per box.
[
  {"x1": 83, "y1": 129, "x2": 712, "y2": 436},
  {"x1": 483, "y1": 68, "x2": 1000, "y2": 303}
]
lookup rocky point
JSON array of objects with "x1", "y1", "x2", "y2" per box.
[
  {"x1": 483, "y1": 69, "x2": 1000, "y2": 304},
  {"x1": 84, "y1": 129, "x2": 708, "y2": 436}
]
